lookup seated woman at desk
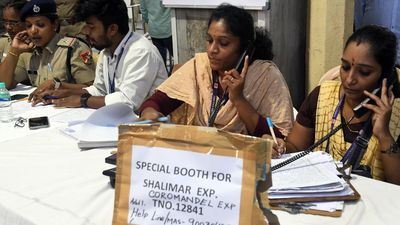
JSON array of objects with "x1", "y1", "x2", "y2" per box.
[
  {"x1": 0, "y1": 0, "x2": 95, "y2": 92},
  {"x1": 0, "y1": 0, "x2": 27, "y2": 63},
  {"x1": 139, "y1": 4, "x2": 294, "y2": 137},
  {"x1": 276, "y1": 25, "x2": 400, "y2": 184}
]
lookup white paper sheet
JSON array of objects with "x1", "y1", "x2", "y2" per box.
[
  {"x1": 60, "y1": 103, "x2": 138, "y2": 149},
  {"x1": 10, "y1": 84, "x2": 35, "y2": 95},
  {"x1": 269, "y1": 152, "x2": 354, "y2": 201},
  {"x1": 308, "y1": 201, "x2": 344, "y2": 212},
  {"x1": 128, "y1": 145, "x2": 243, "y2": 225},
  {"x1": 271, "y1": 152, "x2": 345, "y2": 190},
  {"x1": 51, "y1": 108, "x2": 96, "y2": 125}
]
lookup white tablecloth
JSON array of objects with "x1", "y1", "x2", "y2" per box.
[
  {"x1": 0, "y1": 129, "x2": 115, "y2": 225},
  {"x1": 274, "y1": 175, "x2": 400, "y2": 225},
  {"x1": 0, "y1": 86, "x2": 399, "y2": 225},
  {"x1": 0, "y1": 86, "x2": 115, "y2": 225}
]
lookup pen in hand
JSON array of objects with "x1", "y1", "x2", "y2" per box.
[
  {"x1": 266, "y1": 117, "x2": 278, "y2": 145},
  {"x1": 43, "y1": 95, "x2": 59, "y2": 100},
  {"x1": 267, "y1": 117, "x2": 286, "y2": 158}
]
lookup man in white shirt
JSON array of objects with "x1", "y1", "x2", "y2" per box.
[{"x1": 31, "y1": 0, "x2": 167, "y2": 110}]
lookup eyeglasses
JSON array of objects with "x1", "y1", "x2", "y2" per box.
[
  {"x1": 14, "y1": 117, "x2": 27, "y2": 128},
  {"x1": 2, "y1": 20, "x2": 23, "y2": 27}
]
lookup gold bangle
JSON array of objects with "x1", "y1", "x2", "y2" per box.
[{"x1": 7, "y1": 50, "x2": 19, "y2": 57}]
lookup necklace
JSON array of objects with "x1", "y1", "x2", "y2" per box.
[{"x1": 345, "y1": 121, "x2": 361, "y2": 134}]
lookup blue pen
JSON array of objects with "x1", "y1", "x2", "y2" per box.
[
  {"x1": 43, "y1": 95, "x2": 59, "y2": 100},
  {"x1": 266, "y1": 117, "x2": 278, "y2": 145}
]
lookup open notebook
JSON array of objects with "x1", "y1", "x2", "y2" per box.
[{"x1": 61, "y1": 103, "x2": 138, "y2": 149}]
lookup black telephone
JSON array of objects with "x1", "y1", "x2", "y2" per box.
[
  {"x1": 235, "y1": 41, "x2": 255, "y2": 74},
  {"x1": 352, "y1": 75, "x2": 394, "y2": 118}
]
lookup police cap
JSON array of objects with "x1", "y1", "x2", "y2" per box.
[{"x1": 20, "y1": 0, "x2": 57, "y2": 21}]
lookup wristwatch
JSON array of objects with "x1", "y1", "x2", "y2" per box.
[
  {"x1": 53, "y1": 78, "x2": 61, "y2": 90},
  {"x1": 80, "y1": 93, "x2": 92, "y2": 108},
  {"x1": 381, "y1": 143, "x2": 399, "y2": 154}
]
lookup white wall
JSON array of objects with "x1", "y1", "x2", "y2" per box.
[{"x1": 162, "y1": 0, "x2": 266, "y2": 9}]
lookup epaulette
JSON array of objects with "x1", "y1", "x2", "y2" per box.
[{"x1": 57, "y1": 36, "x2": 80, "y2": 48}]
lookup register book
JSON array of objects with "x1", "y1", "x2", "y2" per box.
[{"x1": 269, "y1": 151, "x2": 359, "y2": 203}]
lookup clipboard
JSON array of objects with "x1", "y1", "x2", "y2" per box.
[
  {"x1": 270, "y1": 205, "x2": 343, "y2": 217},
  {"x1": 269, "y1": 182, "x2": 359, "y2": 217},
  {"x1": 269, "y1": 181, "x2": 360, "y2": 204}
]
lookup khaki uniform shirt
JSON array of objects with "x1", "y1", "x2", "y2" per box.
[
  {"x1": 0, "y1": 36, "x2": 32, "y2": 83},
  {"x1": 56, "y1": 0, "x2": 77, "y2": 18},
  {"x1": 56, "y1": 0, "x2": 86, "y2": 39},
  {"x1": 16, "y1": 33, "x2": 95, "y2": 86},
  {"x1": 0, "y1": 36, "x2": 11, "y2": 62}
]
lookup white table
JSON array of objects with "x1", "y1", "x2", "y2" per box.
[
  {"x1": 0, "y1": 86, "x2": 115, "y2": 225},
  {"x1": 0, "y1": 87, "x2": 400, "y2": 225},
  {"x1": 274, "y1": 175, "x2": 400, "y2": 225}
]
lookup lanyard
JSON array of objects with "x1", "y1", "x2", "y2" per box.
[
  {"x1": 210, "y1": 73, "x2": 220, "y2": 115},
  {"x1": 325, "y1": 95, "x2": 345, "y2": 154},
  {"x1": 325, "y1": 95, "x2": 372, "y2": 164},
  {"x1": 208, "y1": 72, "x2": 229, "y2": 127},
  {"x1": 108, "y1": 32, "x2": 133, "y2": 93}
]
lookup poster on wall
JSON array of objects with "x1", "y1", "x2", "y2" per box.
[{"x1": 162, "y1": 0, "x2": 267, "y2": 10}]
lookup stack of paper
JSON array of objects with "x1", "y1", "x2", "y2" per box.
[
  {"x1": 61, "y1": 103, "x2": 138, "y2": 149},
  {"x1": 269, "y1": 152, "x2": 354, "y2": 213}
]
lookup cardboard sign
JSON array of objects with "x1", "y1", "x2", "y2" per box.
[
  {"x1": 113, "y1": 124, "x2": 272, "y2": 225},
  {"x1": 128, "y1": 145, "x2": 243, "y2": 224}
]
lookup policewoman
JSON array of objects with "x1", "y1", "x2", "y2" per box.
[
  {"x1": 14, "y1": 0, "x2": 95, "y2": 92},
  {"x1": 0, "y1": 0, "x2": 27, "y2": 63}
]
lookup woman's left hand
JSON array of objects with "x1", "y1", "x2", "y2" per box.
[
  {"x1": 221, "y1": 56, "x2": 249, "y2": 104},
  {"x1": 362, "y1": 78, "x2": 395, "y2": 142}
]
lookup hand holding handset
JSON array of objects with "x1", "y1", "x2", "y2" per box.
[
  {"x1": 352, "y1": 76, "x2": 394, "y2": 118},
  {"x1": 207, "y1": 41, "x2": 255, "y2": 127},
  {"x1": 222, "y1": 41, "x2": 255, "y2": 99},
  {"x1": 352, "y1": 87, "x2": 381, "y2": 118},
  {"x1": 235, "y1": 41, "x2": 255, "y2": 74}
]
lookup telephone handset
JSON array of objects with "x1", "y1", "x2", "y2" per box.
[
  {"x1": 207, "y1": 41, "x2": 255, "y2": 127},
  {"x1": 352, "y1": 76, "x2": 394, "y2": 118},
  {"x1": 221, "y1": 41, "x2": 255, "y2": 99},
  {"x1": 352, "y1": 87, "x2": 381, "y2": 118},
  {"x1": 235, "y1": 41, "x2": 255, "y2": 74},
  {"x1": 220, "y1": 42, "x2": 255, "y2": 100}
]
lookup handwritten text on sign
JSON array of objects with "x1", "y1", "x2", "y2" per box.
[{"x1": 128, "y1": 145, "x2": 243, "y2": 225}]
